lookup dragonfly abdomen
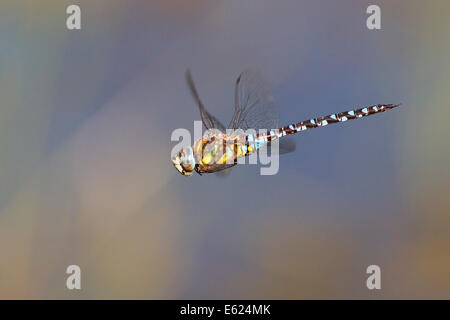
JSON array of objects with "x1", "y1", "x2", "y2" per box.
[{"x1": 259, "y1": 104, "x2": 401, "y2": 141}]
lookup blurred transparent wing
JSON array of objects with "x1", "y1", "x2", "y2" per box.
[
  {"x1": 186, "y1": 69, "x2": 226, "y2": 132},
  {"x1": 266, "y1": 136, "x2": 296, "y2": 155},
  {"x1": 214, "y1": 166, "x2": 233, "y2": 178},
  {"x1": 229, "y1": 69, "x2": 279, "y2": 130}
]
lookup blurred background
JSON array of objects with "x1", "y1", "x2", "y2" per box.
[{"x1": 0, "y1": 0, "x2": 449, "y2": 299}]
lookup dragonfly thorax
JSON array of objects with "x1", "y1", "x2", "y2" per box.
[{"x1": 192, "y1": 130, "x2": 255, "y2": 175}]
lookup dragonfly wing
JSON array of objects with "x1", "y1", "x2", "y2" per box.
[
  {"x1": 265, "y1": 136, "x2": 296, "y2": 155},
  {"x1": 229, "y1": 69, "x2": 279, "y2": 131},
  {"x1": 186, "y1": 69, "x2": 226, "y2": 132},
  {"x1": 279, "y1": 137, "x2": 296, "y2": 154},
  {"x1": 214, "y1": 167, "x2": 233, "y2": 178}
]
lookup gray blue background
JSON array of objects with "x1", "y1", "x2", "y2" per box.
[{"x1": 0, "y1": 0, "x2": 449, "y2": 298}]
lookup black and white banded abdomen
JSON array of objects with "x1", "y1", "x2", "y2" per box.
[{"x1": 254, "y1": 104, "x2": 401, "y2": 143}]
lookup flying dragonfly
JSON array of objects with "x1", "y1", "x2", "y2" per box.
[{"x1": 172, "y1": 69, "x2": 400, "y2": 177}]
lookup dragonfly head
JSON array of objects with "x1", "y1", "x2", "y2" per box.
[{"x1": 172, "y1": 146, "x2": 195, "y2": 177}]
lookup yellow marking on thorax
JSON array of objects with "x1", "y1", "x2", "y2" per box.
[
  {"x1": 195, "y1": 132, "x2": 251, "y2": 166},
  {"x1": 202, "y1": 153, "x2": 213, "y2": 165}
]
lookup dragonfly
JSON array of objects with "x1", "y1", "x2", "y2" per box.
[{"x1": 172, "y1": 69, "x2": 400, "y2": 177}]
